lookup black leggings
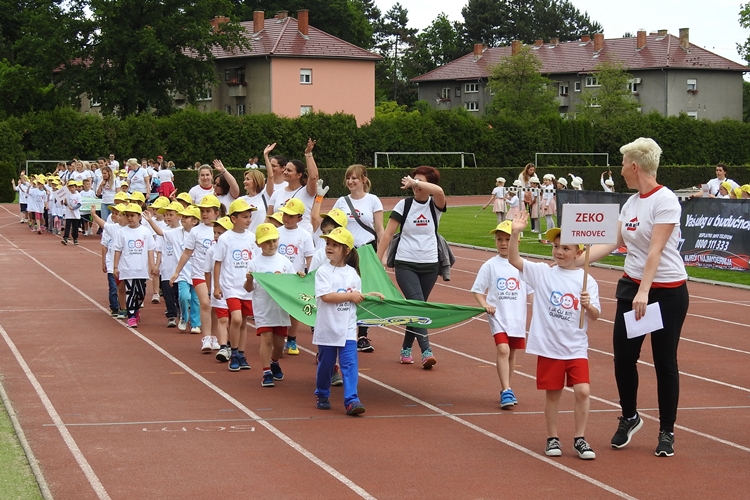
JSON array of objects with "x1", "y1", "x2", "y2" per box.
[
  {"x1": 125, "y1": 279, "x2": 147, "y2": 318},
  {"x1": 613, "y1": 277, "x2": 689, "y2": 433},
  {"x1": 394, "y1": 266, "x2": 439, "y2": 353},
  {"x1": 64, "y1": 219, "x2": 79, "y2": 239}
]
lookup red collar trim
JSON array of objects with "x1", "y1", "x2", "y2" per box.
[{"x1": 640, "y1": 185, "x2": 663, "y2": 199}]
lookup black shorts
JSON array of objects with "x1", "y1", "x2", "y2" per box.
[{"x1": 20, "y1": 203, "x2": 27, "y2": 212}]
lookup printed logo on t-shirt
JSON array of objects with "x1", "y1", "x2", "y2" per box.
[
  {"x1": 625, "y1": 217, "x2": 639, "y2": 231},
  {"x1": 201, "y1": 238, "x2": 212, "y2": 248},
  {"x1": 413, "y1": 214, "x2": 429, "y2": 226},
  {"x1": 335, "y1": 287, "x2": 354, "y2": 311},
  {"x1": 127, "y1": 239, "x2": 145, "y2": 255},
  {"x1": 547, "y1": 290, "x2": 580, "y2": 322},
  {"x1": 232, "y1": 249, "x2": 253, "y2": 261},
  {"x1": 496, "y1": 277, "x2": 520, "y2": 292},
  {"x1": 278, "y1": 244, "x2": 299, "y2": 260}
]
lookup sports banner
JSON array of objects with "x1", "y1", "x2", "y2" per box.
[
  {"x1": 252, "y1": 245, "x2": 486, "y2": 328},
  {"x1": 679, "y1": 198, "x2": 750, "y2": 272}
]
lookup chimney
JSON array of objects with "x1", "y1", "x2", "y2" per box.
[
  {"x1": 636, "y1": 30, "x2": 646, "y2": 50},
  {"x1": 511, "y1": 40, "x2": 521, "y2": 56},
  {"x1": 581, "y1": 35, "x2": 590, "y2": 43},
  {"x1": 679, "y1": 28, "x2": 690, "y2": 50},
  {"x1": 534, "y1": 39, "x2": 543, "y2": 47},
  {"x1": 593, "y1": 33, "x2": 604, "y2": 52},
  {"x1": 253, "y1": 10, "x2": 264, "y2": 34},
  {"x1": 275, "y1": 10, "x2": 288, "y2": 20},
  {"x1": 209, "y1": 16, "x2": 230, "y2": 33},
  {"x1": 297, "y1": 9, "x2": 308, "y2": 36},
  {"x1": 550, "y1": 37, "x2": 559, "y2": 46},
  {"x1": 474, "y1": 43, "x2": 484, "y2": 59},
  {"x1": 657, "y1": 29, "x2": 668, "y2": 37}
]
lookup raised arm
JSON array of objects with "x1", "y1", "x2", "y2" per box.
[
  {"x1": 508, "y1": 212, "x2": 528, "y2": 272},
  {"x1": 213, "y1": 159, "x2": 240, "y2": 199},
  {"x1": 142, "y1": 210, "x2": 165, "y2": 237},
  {"x1": 90, "y1": 206, "x2": 107, "y2": 227},
  {"x1": 401, "y1": 175, "x2": 446, "y2": 210},
  {"x1": 304, "y1": 138, "x2": 319, "y2": 197}
]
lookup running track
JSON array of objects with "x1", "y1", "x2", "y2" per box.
[{"x1": 0, "y1": 199, "x2": 749, "y2": 499}]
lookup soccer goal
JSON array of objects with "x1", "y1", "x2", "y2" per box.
[
  {"x1": 23, "y1": 160, "x2": 68, "y2": 175},
  {"x1": 534, "y1": 152, "x2": 609, "y2": 167},
  {"x1": 374, "y1": 152, "x2": 477, "y2": 168}
]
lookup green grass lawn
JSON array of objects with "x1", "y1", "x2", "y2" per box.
[{"x1": 0, "y1": 399, "x2": 43, "y2": 500}]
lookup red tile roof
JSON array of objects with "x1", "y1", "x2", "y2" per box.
[
  {"x1": 412, "y1": 33, "x2": 747, "y2": 82},
  {"x1": 211, "y1": 17, "x2": 381, "y2": 61}
]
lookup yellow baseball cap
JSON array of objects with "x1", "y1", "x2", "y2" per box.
[
  {"x1": 228, "y1": 198, "x2": 258, "y2": 215},
  {"x1": 734, "y1": 187, "x2": 743, "y2": 199},
  {"x1": 67, "y1": 180, "x2": 77, "y2": 187},
  {"x1": 211, "y1": 216, "x2": 234, "y2": 231},
  {"x1": 114, "y1": 191, "x2": 130, "y2": 202},
  {"x1": 266, "y1": 211, "x2": 284, "y2": 225},
  {"x1": 108, "y1": 204, "x2": 126, "y2": 212},
  {"x1": 121, "y1": 203, "x2": 143, "y2": 214},
  {"x1": 321, "y1": 208, "x2": 348, "y2": 228},
  {"x1": 150, "y1": 196, "x2": 171, "y2": 209},
  {"x1": 130, "y1": 191, "x2": 146, "y2": 203},
  {"x1": 490, "y1": 220, "x2": 513, "y2": 235},
  {"x1": 175, "y1": 192, "x2": 193, "y2": 205},
  {"x1": 545, "y1": 228, "x2": 584, "y2": 250},
  {"x1": 158, "y1": 201, "x2": 184, "y2": 214},
  {"x1": 320, "y1": 227, "x2": 354, "y2": 250},
  {"x1": 280, "y1": 198, "x2": 305, "y2": 215},
  {"x1": 179, "y1": 206, "x2": 201, "y2": 219},
  {"x1": 255, "y1": 223, "x2": 280, "y2": 244},
  {"x1": 196, "y1": 194, "x2": 221, "y2": 209}
]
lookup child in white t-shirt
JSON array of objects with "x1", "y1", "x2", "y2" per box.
[
  {"x1": 205, "y1": 217, "x2": 232, "y2": 357},
  {"x1": 91, "y1": 205, "x2": 125, "y2": 316},
  {"x1": 165, "y1": 206, "x2": 200, "y2": 332},
  {"x1": 79, "y1": 178, "x2": 96, "y2": 236},
  {"x1": 244, "y1": 223, "x2": 295, "y2": 388},
  {"x1": 313, "y1": 227, "x2": 383, "y2": 414},
  {"x1": 508, "y1": 213, "x2": 600, "y2": 461},
  {"x1": 146, "y1": 201, "x2": 183, "y2": 327},
  {"x1": 471, "y1": 220, "x2": 532, "y2": 409},
  {"x1": 61, "y1": 180, "x2": 82, "y2": 245}
]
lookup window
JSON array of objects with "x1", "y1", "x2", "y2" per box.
[
  {"x1": 237, "y1": 104, "x2": 245, "y2": 116},
  {"x1": 300, "y1": 69, "x2": 312, "y2": 84},
  {"x1": 627, "y1": 81, "x2": 639, "y2": 93},
  {"x1": 465, "y1": 83, "x2": 479, "y2": 93},
  {"x1": 197, "y1": 88, "x2": 212, "y2": 101},
  {"x1": 687, "y1": 79, "x2": 698, "y2": 94},
  {"x1": 224, "y1": 67, "x2": 246, "y2": 85},
  {"x1": 559, "y1": 83, "x2": 569, "y2": 96},
  {"x1": 464, "y1": 102, "x2": 479, "y2": 112},
  {"x1": 455, "y1": 87, "x2": 461, "y2": 97},
  {"x1": 224, "y1": 105, "x2": 232, "y2": 114},
  {"x1": 585, "y1": 76, "x2": 600, "y2": 87},
  {"x1": 300, "y1": 105, "x2": 313, "y2": 116},
  {"x1": 687, "y1": 111, "x2": 698, "y2": 119},
  {"x1": 574, "y1": 81, "x2": 581, "y2": 92},
  {"x1": 441, "y1": 87, "x2": 451, "y2": 99},
  {"x1": 90, "y1": 97, "x2": 101, "y2": 107},
  {"x1": 588, "y1": 97, "x2": 600, "y2": 108}
]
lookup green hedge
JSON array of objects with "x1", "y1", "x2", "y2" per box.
[{"x1": 0, "y1": 161, "x2": 17, "y2": 202}]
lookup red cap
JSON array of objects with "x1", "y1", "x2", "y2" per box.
[{"x1": 157, "y1": 155, "x2": 163, "y2": 159}]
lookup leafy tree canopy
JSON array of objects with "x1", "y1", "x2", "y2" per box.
[
  {"x1": 402, "y1": 13, "x2": 471, "y2": 79},
  {"x1": 576, "y1": 61, "x2": 640, "y2": 121}
]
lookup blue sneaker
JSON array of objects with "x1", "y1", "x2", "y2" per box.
[
  {"x1": 270, "y1": 362, "x2": 284, "y2": 381},
  {"x1": 501, "y1": 389, "x2": 515, "y2": 409},
  {"x1": 238, "y1": 355, "x2": 250, "y2": 370},
  {"x1": 346, "y1": 401, "x2": 366, "y2": 416},
  {"x1": 286, "y1": 338, "x2": 299, "y2": 355},
  {"x1": 316, "y1": 396, "x2": 331, "y2": 410},
  {"x1": 228, "y1": 354, "x2": 240, "y2": 372},
  {"x1": 261, "y1": 371, "x2": 274, "y2": 387}
]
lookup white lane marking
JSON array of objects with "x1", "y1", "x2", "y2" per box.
[
  {"x1": 0, "y1": 233, "x2": 376, "y2": 500},
  {"x1": 0, "y1": 324, "x2": 111, "y2": 500}
]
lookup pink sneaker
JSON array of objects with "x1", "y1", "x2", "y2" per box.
[
  {"x1": 127, "y1": 317, "x2": 138, "y2": 328},
  {"x1": 400, "y1": 348, "x2": 414, "y2": 364}
]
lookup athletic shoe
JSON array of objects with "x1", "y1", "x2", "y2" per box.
[
  {"x1": 135, "y1": 310, "x2": 141, "y2": 324},
  {"x1": 500, "y1": 389, "x2": 515, "y2": 409},
  {"x1": 61, "y1": 238, "x2": 68, "y2": 245},
  {"x1": 190, "y1": 326, "x2": 201, "y2": 334},
  {"x1": 127, "y1": 317, "x2": 137, "y2": 328},
  {"x1": 357, "y1": 336, "x2": 374, "y2": 352},
  {"x1": 331, "y1": 366, "x2": 343, "y2": 386},
  {"x1": 545, "y1": 437, "x2": 562, "y2": 457},
  {"x1": 271, "y1": 362, "x2": 284, "y2": 381},
  {"x1": 400, "y1": 348, "x2": 414, "y2": 364},
  {"x1": 611, "y1": 414, "x2": 643, "y2": 449},
  {"x1": 655, "y1": 431, "x2": 675, "y2": 457},
  {"x1": 151, "y1": 293, "x2": 160, "y2": 304},
  {"x1": 110, "y1": 310, "x2": 119, "y2": 318},
  {"x1": 421, "y1": 349, "x2": 437, "y2": 369},
  {"x1": 316, "y1": 396, "x2": 331, "y2": 410},
  {"x1": 117, "y1": 310, "x2": 127, "y2": 319},
  {"x1": 166, "y1": 318, "x2": 177, "y2": 328},
  {"x1": 238, "y1": 355, "x2": 250, "y2": 370},
  {"x1": 286, "y1": 338, "x2": 299, "y2": 355},
  {"x1": 573, "y1": 437, "x2": 596, "y2": 460},
  {"x1": 215, "y1": 346, "x2": 231, "y2": 362},
  {"x1": 201, "y1": 336, "x2": 212, "y2": 352},
  {"x1": 73, "y1": 239, "x2": 79, "y2": 245},
  {"x1": 228, "y1": 354, "x2": 240, "y2": 372},
  {"x1": 177, "y1": 319, "x2": 188, "y2": 332},
  {"x1": 346, "y1": 401, "x2": 366, "y2": 416},
  {"x1": 210, "y1": 336, "x2": 220, "y2": 350},
  {"x1": 261, "y1": 371, "x2": 275, "y2": 387}
]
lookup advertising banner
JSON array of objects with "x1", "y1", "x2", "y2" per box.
[{"x1": 680, "y1": 198, "x2": 750, "y2": 272}]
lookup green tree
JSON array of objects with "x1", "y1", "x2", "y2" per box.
[
  {"x1": 486, "y1": 46, "x2": 558, "y2": 118},
  {"x1": 403, "y1": 13, "x2": 470, "y2": 78},
  {"x1": 738, "y1": 2, "x2": 750, "y2": 64},
  {"x1": 577, "y1": 61, "x2": 639, "y2": 121},
  {"x1": 374, "y1": 3, "x2": 418, "y2": 105},
  {"x1": 462, "y1": 0, "x2": 602, "y2": 46},
  {"x1": 743, "y1": 81, "x2": 750, "y2": 123},
  {"x1": 80, "y1": 0, "x2": 250, "y2": 116}
]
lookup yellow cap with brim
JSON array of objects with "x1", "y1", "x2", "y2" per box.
[
  {"x1": 266, "y1": 212, "x2": 284, "y2": 225},
  {"x1": 114, "y1": 191, "x2": 130, "y2": 201},
  {"x1": 734, "y1": 187, "x2": 743, "y2": 198},
  {"x1": 256, "y1": 223, "x2": 280, "y2": 244},
  {"x1": 196, "y1": 194, "x2": 221, "y2": 209},
  {"x1": 321, "y1": 208, "x2": 348, "y2": 228},
  {"x1": 320, "y1": 227, "x2": 355, "y2": 250},
  {"x1": 720, "y1": 181, "x2": 733, "y2": 193},
  {"x1": 67, "y1": 180, "x2": 77, "y2": 187},
  {"x1": 108, "y1": 204, "x2": 126, "y2": 212},
  {"x1": 159, "y1": 201, "x2": 183, "y2": 214},
  {"x1": 175, "y1": 192, "x2": 193, "y2": 205},
  {"x1": 120, "y1": 181, "x2": 129, "y2": 187},
  {"x1": 211, "y1": 216, "x2": 234, "y2": 231},
  {"x1": 121, "y1": 203, "x2": 143, "y2": 214},
  {"x1": 742, "y1": 184, "x2": 750, "y2": 194},
  {"x1": 150, "y1": 196, "x2": 171, "y2": 209},
  {"x1": 280, "y1": 198, "x2": 305, "y2": 215},
  {"x1": 179, "y1": 206, "x2": 201, "y2": 219},
  {"x1": 129, "y1": 191, "x2": 146, "y2": 203},
  {"x1": 490, "y1": 220, "x2": 513, "y2": 235},
  {"x1": 228, "y1": 198, "x2": 258, "y2": 215},
  {"x1": 545, "y1": 228, "x2": 584, "y2": 250}
]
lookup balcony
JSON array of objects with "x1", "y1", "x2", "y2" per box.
[
  {"x1": 557, "y1": 94, "x2": 570, "y2": 107},
  {"x1": 226, "y1": 79, "x2": 247, "y2": 97}
]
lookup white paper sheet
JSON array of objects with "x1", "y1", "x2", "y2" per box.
[{"x1": 624, "y1": 303, "x2": 663, "y2": 339}]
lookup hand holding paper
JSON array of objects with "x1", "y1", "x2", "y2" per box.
[{"x1": 624, "y1": 303, "x2": 663, "y2": 339}]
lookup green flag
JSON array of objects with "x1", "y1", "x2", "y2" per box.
[{"x1": 251, "y1": 245, "x2": 485, "y2": 328}]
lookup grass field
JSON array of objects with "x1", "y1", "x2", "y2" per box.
[{"x1": 0, "y1": 398, "x2": 43, "y2": 500}]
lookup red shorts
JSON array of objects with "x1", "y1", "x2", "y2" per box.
[
  {"x1": 214, "y1": 307, "x2": 229, "y2": 319},
  {"x1": 536, "y1": 356, "x2": 589, "y2": 390},
  {"x1": 192, "y1": 278, "x2": 206, "y2": 288},
  {"x1": 225, "y1": 297, "x2": 253, "y2": 317},
  {"x1": 493, "y1": 332, "x2": 526, "y2": 349},
  {"x1": 256, "y1": 326, "x2": 288, "y2": 337}
]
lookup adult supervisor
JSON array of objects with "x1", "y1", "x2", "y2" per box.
[{"x1": 581, "y1": 137, "x2": 688, "y2": 457}]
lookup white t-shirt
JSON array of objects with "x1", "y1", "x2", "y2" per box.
[
  {"x1": 17, "y1": 182, "x2": 28, "y2": 203},
  {"x1": 492, "y1": 186, "x2": 505, "y2": 199},
  {"x1": 313, "y1": 262, "x2": 361, "y2": 347},
  {"x1": 164, "y1": 227, "x2": 190, "y2": 282},
  {"x1": 213, "y1": 230, "x2": 257, "y2": 300},
  {"x1": 100, "y1": 222, "x2": 121, "y2": 273},
  {"x1": 93, "y1": 168, "x2": 103, "y2": 192},
  {"x1": 189, "y1": 185, "x2": 214, "y2": 204},
  {"x1": 113, "y1": 225, "x2": 155, "y2": 280},
  {"x1": 156, "y1": 226, "x2": 179, "y2": 277},
  {"x1": 110, "y1": 159, "x2": 120, "y2": 169},
  {"x1": 619, "y1": 186, "x2": 687, "y2": 284},
  {"x1": 157, "y1": 169, "x2": 174, "y2": 184},
  {"x1": 71, "y1": 171, "x2": 89, "y2": 182},
  {"x1": 272, "y1": 180, "x2": 288, "y2": 193},
  {"x1": 204, "y1": 245, "x2": 228, "y2": 309},
  {"x1": 26, "y1": 187, "x2": 45, "y2": 213},
  {"x1": 247, "y1": 253, "x2": 294, "y2": 327},
  {"x1": 269, "y1": 185, "x2": 315, "y2": 233},
  {"x1": 520, "y1": 261, "x2": 600, "y2": 360},
  {"x1": 100, "y1": 178, "x2": 121, "y2": 204},
  {"x1": 183, "y1": 223, "x2": 215, "y2": 280},
  {"x1": 277, "y1": 226, "x2": 315, "y2": 273},
  {"x1": 391, "y1": 197, "x2": 445, "y2": 264},
  {"x1": 333, "y1": 193, "x2": 383, "y2": 247},
  {"x1": 80, "y1": 189, "x2": 96, "y2": 199},
  {"x1": 706, "y1": 177, "x2": 739, "y2": 196},
  {"x1": 471, "y1": 256, "x2": 532, "y2": 338},
  {"x1": 309, "y1": 246, "x2": 328, "y2": 272},
  {"x1": 216, "y1": 193, "x2": 236, "y2": 214},
  {"x1": 240, "y1": 193, "x2": 270, "y2": 236},
  {"x1": 128, "y1": 167, "x2": 149, "y2": 193},
  {"x1": 64, "y1": 192, "x2": 82, "y2": 219}
]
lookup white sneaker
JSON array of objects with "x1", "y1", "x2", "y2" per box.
[
  {"x1": 201, "y1": 336, "x2": 212, "y2": 352},
  {"x1": 177, "y1": 319, "x2": 188, "y2": 331},
  {"x1": 210, "y1": 336, "x2": 220, "y2": 350},
  {"x1": 151, "y1": 293, "x2": 160, "y2": 304},
  {"x1": 190, "y1": 326, "x2": 201, "y2": 334}
]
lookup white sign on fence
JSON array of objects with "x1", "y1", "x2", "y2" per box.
[{"x1": 560, "y1": 203, "x2": 620, "y2": 245}]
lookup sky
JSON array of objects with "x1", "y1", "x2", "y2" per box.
[{"x1": 374, "y1": 0, "x2": 750, "y2": 65}]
